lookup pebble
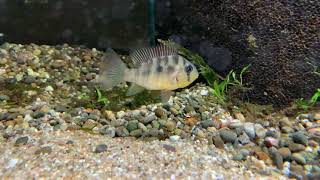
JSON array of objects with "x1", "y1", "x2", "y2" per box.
[
  {"x1": 35, "y1": 146, "x2": 52, "y2": 155},
  {"x1": 142, "y1": 113, "x2": 157, "y2": 124},
  {"x1": 82, "y1": 119, "x2": 97, "y2": 129},
  {"x1": 201, "y1": 120, "x2": 214, "y2": 128},
  {"x1": 219, "y1": 129, "x2": 237, "y2": 143},
  {"x1": 292, "y1": 153, "x2": 306, "y2": 165},
  {"x1": 232, "y1": 153, "x2": 244, "y2": 161},
  {"x1": 130, "y1": 129, "x2": 143, "y2": 137},
  {"x1": 94, "y1": 144, "x2": 107, "y2": 153},
  {"x1": 0, "y1": 94, "x2": 10, "y2": 101},
  {"x1": 165, "y1": 120, "x2": 176, "y2": 131},
  {"x1": 116, "y1": 111, "x2": 126, "y2": 119},
  {"x1": 126, "y1": 121, "x2": 138, "y2": 132},
  {"x1": 313, "y1": 113, "x2": 320, "y2": 120},
  {"x1": 278, "y1": 147, "x2": 291, "y2": 160},
  {"x1": 289, "y1": 143, "x2": 305, "y2": 152},
  {"x1": 292, "y1": 132, "x2": 308, "y2": 145},
  {"x1": 154, "y1": 108, "x2": 167, "y2": 118},
  {"x1": 244, "y1": 122, "x2": 255, "y2": 139},
  {"x1": 254, "y1": 151, "x2": 270, "y2": 161},
  {"x1": 15, "y1": 136, "x2": 29, "y2": 146},
  {"x1": 45, "y1": 86, "x2": 54, "y2": 92},
  {"x1": 169, "y1": 135, "x2": 180, "y2": 142},
  {"x1": 212, "y1": 135, "x2": 225, "y2": 149},
  {"x1": 272, "y1": 151, "x2": 283, "y2": 169},
  {"x1": 238, "y1": 132, "x2": 250, "y2": 145},
  {"x1": 254, "y1": 124, "x2": 267, "y2": 138},
  {"x1": 265, "y1": 137, "x2": 279, "y2": 147}
]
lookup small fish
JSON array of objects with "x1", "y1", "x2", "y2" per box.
[{"x1": 98, "y1": 45, "x2": 199, "y2": 102}]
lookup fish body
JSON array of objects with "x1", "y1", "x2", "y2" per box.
[{"x1": 99, "y1": 46, "x2": 199, "y2": 101}]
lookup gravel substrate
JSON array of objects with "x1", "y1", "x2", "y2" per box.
[
  {"x1": 0, "y1": 130, "x2": 286, "y2": 179},
  {"x1": 0, "y1": 43, "x2": 319, "y2": 179}
]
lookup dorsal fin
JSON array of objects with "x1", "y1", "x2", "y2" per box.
[{"x1": 130, "y1": 45, "x2": 178, "y2": 67}]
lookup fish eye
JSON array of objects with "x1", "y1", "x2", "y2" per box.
[{"x1": 185, "y1": 64, "x2": 193, "y2": 73}]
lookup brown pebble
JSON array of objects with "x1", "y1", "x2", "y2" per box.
[
  {"x1": 278, "y1": 147, "x2": 291, "y2": 160},
  {"x1": 212, "y1": 135, "x2": 224, "y2": 149},
  {"x1": 254, "y1": 151, "x2": 270, "y2": 161}
]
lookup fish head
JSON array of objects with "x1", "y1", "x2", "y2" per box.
[{"x1": 176, "y1": 57, "x2": 199, "y2": 88}]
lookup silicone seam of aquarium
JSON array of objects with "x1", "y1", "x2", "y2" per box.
[{"x1": 148, "y1": 0, "x2": 156, "y2": 46}]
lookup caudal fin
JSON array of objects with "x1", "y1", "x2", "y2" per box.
[{"x1": 98, "y1": 48, "x2": 128, "y2": 90}]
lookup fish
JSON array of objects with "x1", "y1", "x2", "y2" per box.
[{"x1": 98, "y1": 45, "x2": 199, "y2": 102}]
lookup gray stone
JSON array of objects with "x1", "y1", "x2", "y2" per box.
[
  {"x1": 291, "y1": 132, "x2": 308, "y2": 145},
  {"x1": 244, "y1": 122, "x2": 255, "y2": 139},
  {"x1": 198, "y1": 118, "x2": 212, "y2": 127},
  {"x1": 126, "y1": 121, "x2": 138, "y2": 132},
  {"x1": 232, "y1": 153, "x2": 244, "y2": 161},
  {"x1": 115, "y1": 127, "x2": 129, "y2": 137},
  {"x1": 238, "y1": 132, "x2": 251, "y2": 145},
  {"x1": 219, "y1": 129, "x2": 237, "y2": 143},
  {"x1": 0, "y1": 94, "x2": 10, "y2": 101},
  {"x1": 130, "y1": 129, "x2": 143, "y2": 137},
  {"x1": 254, "y1": 124, "x2": 267, "y2": 138},
  {"x1": 142, "y1": 113, "x2": 157, "y2": 124},
  {"x1": 94, "y1": 144, "x2": 107, "y2": 153},
  {"x1": 15, "y1": 136, "x2": 29, "y2": 146}
]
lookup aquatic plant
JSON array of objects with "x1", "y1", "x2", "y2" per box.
[
  {"x1": 95, "y1": 87, "x2": 110, "y2": 107},
  {"x1": 159, "y1": 39, "x2": 250, "y2": 104},
  {"x1": 295, "y1": 88, "x2": 320, "y2": 110}
]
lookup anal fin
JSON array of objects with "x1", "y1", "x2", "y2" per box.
[{"x1": 126, "y1": 83, "x2": 145, "y2": 96}]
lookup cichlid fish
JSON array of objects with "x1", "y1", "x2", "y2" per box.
[{"x1": 98, "y1": 45, "x2": 199, "y2": 102}]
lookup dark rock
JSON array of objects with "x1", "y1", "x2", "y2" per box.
[
  {"x1": 219, "y1": 129, "x2": 237, "y2": 143},
  {"x1": 32, "y1": 111, "x2": 45, "y2": 119},
  {"x1": 129, "y1": 129, "x2": 143, "y2": 137},
  {"x1": 115, "y1": 127, "x2": 130, "y2": 137},
  {"x1": 54, "y1": 106, "x2": 68, "y2": 113},
  {"x1": 0, "y1": 112, "x2": 9, "y2": 121},
  {"x1": 201, "y1": 120, "x2": 214, "y2": 128},
  {"x1": 15, "y1": 136, "x2": 29, "y2": 146},
  {"x1": 94, "y1": 144, "x2": 107, "y2": 153},
  {"x1": 292, "y1": 132, "x2": 308, "y2": 145}
]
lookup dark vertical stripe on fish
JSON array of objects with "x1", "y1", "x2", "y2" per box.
[
  {"x1": 173, "y1": 55, "x2": 179, "y2": 65},
  {"x1": 167, "y1": 65, "x2": 175, "y2": 73}
]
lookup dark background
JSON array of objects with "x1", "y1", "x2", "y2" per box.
[{"x1": 0, "y1": 0, "x2": 150, "y2": 49}]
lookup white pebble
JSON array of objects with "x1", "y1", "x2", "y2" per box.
[
  {"x1": 45, "y1": 86, "x2": 54, "y2": 92},
  {"x1": 169, "y1": 135, "x2": 180, "y2": 142},
  {"x1": 116, "y1": 111, "x2": 126, "y2": 119},
  {"x1": 200, "y1": 89, "x2": 209, "y2": 96},
  {"x1": 6, "y1": 159, "x2": 18, "y2": 169}
]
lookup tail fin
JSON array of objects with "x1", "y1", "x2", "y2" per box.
[{"x1": 98, "y1": 48, "x2": 128, "y2": 90}]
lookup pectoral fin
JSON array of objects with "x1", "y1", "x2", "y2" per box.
[
  {"x1": 126, "y1": 83, "x2": 145, "y2": 96},
  {"x1": 160, "y1": 90, "x2": 174, "y2": 103}
]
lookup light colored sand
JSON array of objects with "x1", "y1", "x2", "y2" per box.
[{"x1": 0, "y1": 130, "x2": 285, "y2": 180}]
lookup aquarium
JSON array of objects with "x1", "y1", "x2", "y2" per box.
[{"x1": 0, "y1": 0, "x2": 319, "y2": 179}]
